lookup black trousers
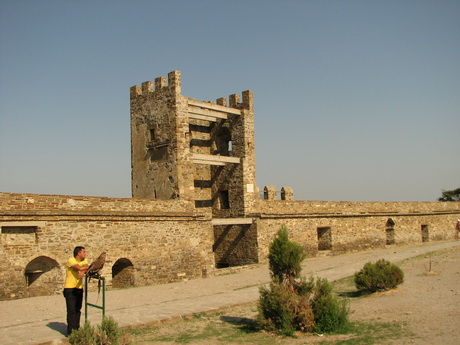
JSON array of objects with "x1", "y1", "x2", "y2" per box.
[{"x1": 64, "y1": 288, "x2": 84, "y2": 335}]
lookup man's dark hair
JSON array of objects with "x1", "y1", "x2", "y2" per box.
[{"x1": 73, "y1": 246, "x2": 85, "y2": 258}]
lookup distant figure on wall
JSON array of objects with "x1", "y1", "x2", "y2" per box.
[{"x1": 63, "y1": 246, "x2": 88, "y2": 336}]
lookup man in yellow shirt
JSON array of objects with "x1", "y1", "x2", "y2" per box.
[{"x1": 64, "y1": 246, "x2": 89, "y2": 335}]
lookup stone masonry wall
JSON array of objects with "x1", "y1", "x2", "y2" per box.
[
  {"x1": 1, "y1": 194, "x2": 459, "y2": 300},
  {"x1": 0, "y1": 193, "x2": 214, "y2": 299},
  {"x1": 210, "y1": 91, "x2": 256, "y2": 218},
  {"x1": 131, "y1": 71, "x2": 258, "y2": 218},
  {"x1": 251, "y1": 199, "x2": 460, "y2": 263},
  {"x1": 130, "y1": 71, "x2": 185, "y2": 200},
  {"x1": 212, "y1": 224, "x2": 258, "y2": 267}
]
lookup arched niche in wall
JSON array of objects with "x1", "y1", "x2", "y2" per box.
[
  {"x1": 24, "y1": 256, "x2": 61, "y2": 297},
  {"x1": 112, "y1": 258, "x2": 135, "y2": 288}
]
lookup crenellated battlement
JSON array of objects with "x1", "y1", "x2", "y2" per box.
[
  {"x1": 261, "y1": 186, "x2": 294, "y2": 200},
  {"x1": 212, "y1": 90, "x2": 253, "y2": 111},
  {"x1": 130, "y1": 70, "x2": 181, "y2": 97},
  {"x1": 131, "y1": 70, "x2": 253, "y2": 112},
  {"x1": 131, "y1": 70, "x2": 256, "y2": 214}
]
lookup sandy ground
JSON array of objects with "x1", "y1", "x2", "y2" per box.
[
  {"x1": 131, "y1": 246, "x2": 460, "y2": 345},
  {"x1": 345, "y1": 246, "x2": 460, "y2": 345}
]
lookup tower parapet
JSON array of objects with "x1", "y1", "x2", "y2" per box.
[
  {"x1": 281, "y1": 187, "x2": 294, "y2": 201},
  {"x1": 168, "y1": 70, "x2": 181, "y2": 94},
  {"x1": 130, "y1": 70, "x2": 181, "y2": 97},
  {"x1": 212, "y1": 90, "x2": 252, "y2": 111},
  {"x1": 130, "y1": 71, "x2": 256, "y2": 217},
  {"x1": 130, "y1": 70, "x2": 188, "y2": 200},
  {"x1": 264, "y1": 186, "x2": 277, "y2": 200}
]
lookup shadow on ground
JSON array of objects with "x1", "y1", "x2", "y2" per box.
[
  {"x1": 220, "y1": 315, "x2": 259, "y2": 333},
  {"x1": 47, "y1": 322, "x2": 67, "y2": 336}
]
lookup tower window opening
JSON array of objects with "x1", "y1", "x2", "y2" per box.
[
  {"x1": 219, "y1": 190, "x2": 230, "y2": 209},
  {"x1": 215, "y1": 127, "x2": 232, "y2": 156}
]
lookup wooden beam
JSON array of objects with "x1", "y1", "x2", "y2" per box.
[
  {"x1": 0, "y1": 221, "x2": 46, "y2": 227},
  {"x1": 188, "y1": 113, "x2": 218, "y2": 122},
  {"x1": 188, "y1": 106, "x2": 228, "y2": 120},
  {"x1": 192, "y1": 153, "x2": 240, "y2": 164},
  {"x1": 188, "y1": 99, "x2": 241, "y2": 115},
  {"x1": 192, "y1": 159, "x2": 226, "y2": 166},
  {"x1": 211, "y1": 218, "x2": 254, "y2": 225}
]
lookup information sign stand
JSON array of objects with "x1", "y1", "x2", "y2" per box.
[{"x1": 84, "y1": 276, "x2": 106, "y2": 322}]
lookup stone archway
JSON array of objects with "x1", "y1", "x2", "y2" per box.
[
  {"x1": 112, "y1": 258, "x2": 135, "y2": 288},
  {"x1": 24, "y1": 256, "x2": 61, "y2": 297}
]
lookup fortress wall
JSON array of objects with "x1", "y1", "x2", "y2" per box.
[
  {"x1": 212, "y1": 223, "x2": 258, "y2": 267},
  {"x1": 0, "y1": 192, "x2": 198, "y2": 214},
  {"x1": 0, "y1": 193, "x2": 214, "y2": 299},
  {"x1": 252, "y1": 198, "x2": 460, "y2": 215},
  {"x1": 1, "y1": 193, "x2": 459, "y2": 299},
  {"x1": 252, "y1": 200, "x2": 460, "y2": 263}
]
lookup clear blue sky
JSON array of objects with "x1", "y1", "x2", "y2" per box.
[{"x1": 1, "y1": 0, "x2": 459, "y2": 202}]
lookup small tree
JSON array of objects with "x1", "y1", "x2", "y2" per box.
[
  {"x1": 438, "y1": 188, "x2": 460, "y2": 201},
  {"x1": 268, "y1": 225, "x2": 306, "y2": 283},
  {"x1": 258, "y1": 226, "x2": 314, "y2": 335},
  {"x1": 258, "y1": 226, "x2": 350, "y2": 335}
]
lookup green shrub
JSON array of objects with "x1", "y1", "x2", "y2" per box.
[
  {"x1": 354, "y1": 259, "x2": 404, "y2": 293},
  {"x1": 69, "y1": 316, "x2": 130, "y2": 345},
  {"x1": 69, "y1": 322, "x2": 95, "y2": 345},
  {"x1": 258, "y1": 226, "x2": 351, "y2": 335},
  {"x1": 258, "y1": 282, "x2": 297, "y2": 336},
  {"x1": 257, "y1": 280, "x2": 315, "y2": 336},
  {"x1": 258, "y1": 227, "x2": 314, "y2": 335},
  {"x1": 311, "y1": 278, "x2": 351, "y2": 333},
  {"x1": 96, "y1": 316, "x2": 123, "y2": 345},
  {"x1": 268, "y1": 225, "x2": 306, "y2": 283}
]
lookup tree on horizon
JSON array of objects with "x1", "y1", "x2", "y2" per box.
[{"x1": 438, "y1": 188, "x2": 460, "y2": 201}]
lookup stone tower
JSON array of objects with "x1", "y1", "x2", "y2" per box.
[{"x1": 130, "y1": 71, "x2": 257, "y2": 217}]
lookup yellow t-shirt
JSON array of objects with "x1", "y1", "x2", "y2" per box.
[{"x1": 64, "y1": 257, "x2": 88, "y2": 289}]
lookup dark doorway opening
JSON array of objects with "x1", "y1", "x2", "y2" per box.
[
  {"x1": 317, "y1": 227, "x2": 332, "y2": 251},
  {"x1": 421, "y1": 225, "x2": 429, "y2": 242},
  {"x1": 385, "y1": 218, "x2": 395, "y2": 245}
]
